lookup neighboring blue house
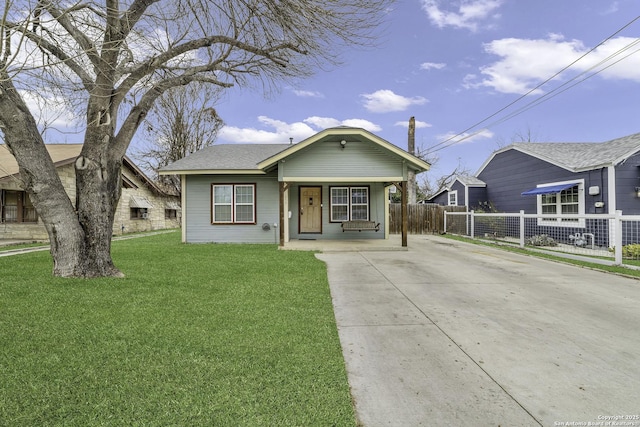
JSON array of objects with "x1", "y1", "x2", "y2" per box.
[
  {"x1": 159, "y1": 127, "x2": 430, "y2": 246},
  {"x1": 428, "y1": 175, "x2": 486, "y2": 209},
  {"x1": 431, "y1": 132, "x2": 640, "y2": 216},
  {"x1": 428, "y1": 132, "x2": 640, "y2": 246}
]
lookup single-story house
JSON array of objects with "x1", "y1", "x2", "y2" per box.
[
  {"x1": 427, "y1": 132, "x2": 640, "y2": 246},
  {"x1": 159, "y1": 127, "x2": 430, "y2": 246},
  {"x1": 0, "y1": 144, "x2": 181, "y2": 241},
  {"x1": 428, "y1": 175, "x2": 487, "y2": 209}
]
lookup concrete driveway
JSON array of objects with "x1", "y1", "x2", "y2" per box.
[{"x1": 316, "y1": 235, "x2": 640, "y2": 427}]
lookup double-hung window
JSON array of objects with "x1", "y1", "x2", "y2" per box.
[
  {"x1": 537, "y1": 180, "x2": 584, "y2": 227},
  {"x1": 212, "y1": 184, "x2": 256, "y2": 224},
  {"x1": 330, "y1": 186, "x2": 369, "y2": 222},
  {"x1": 1, "y1": 190, "x2": 37, "y2": 223}
]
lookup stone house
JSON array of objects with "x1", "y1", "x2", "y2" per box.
[{"x1": 0, "y1": 144, "x2": 180, "y2": 241}]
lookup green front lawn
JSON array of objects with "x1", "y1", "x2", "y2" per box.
[{"x1": 0, "y1": 231, "x2": 356, "y2": 426}]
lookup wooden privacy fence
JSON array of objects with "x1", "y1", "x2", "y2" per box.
[{"x1": 389, "y1": 204, "x2": 467, "y2": 234}]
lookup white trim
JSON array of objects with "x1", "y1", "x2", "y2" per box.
[
  {"x1": 607, "y1": 165, "x2": 616, "y2": 214},
  {"x1": 281, "y1": 176, "x2": 403, "y2": 182},
  {"x1": 535, "y1": 179, "x2": 585, "y2": 228},
  {"x1": 181, "y1": 176, "x2": 186, "y2": 243},
  {"x1": 448, "y1": 190, "x2": 458, "y2": 206}
]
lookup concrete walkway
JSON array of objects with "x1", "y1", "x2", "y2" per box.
[
  {"x1": 317, "y1": 235, "x2": 640, "y2": 427},
  {"x1": 0, "y1": 230, "x2": 177, "y2": 257}
]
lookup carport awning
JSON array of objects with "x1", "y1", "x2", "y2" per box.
[
  {"x1": 129, "y1": 195, "x2": 154, "y2": 209},
  {"x1": 521, "y1": 183, "x2": 575, "y2": 196}
]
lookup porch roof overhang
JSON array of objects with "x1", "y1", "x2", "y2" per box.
[{"x1": 521, "y1": 183, "x2": 575, "y2": 196}]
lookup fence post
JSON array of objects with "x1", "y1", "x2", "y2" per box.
[
  {"x1": 519, "y1": 210, "x2": 525, "y2": 248},
  {"x1": 443, "y1": 210, "x2": 447, "y2": 233},
  {"x1": 615, "y1": 210, "x2": 623, "y2": 265},
  {"x1": 469, "y1": 210, "x2": 474, "y2": 238}
]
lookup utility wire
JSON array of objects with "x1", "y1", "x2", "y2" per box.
[
  {"x1": 426, "y1": 14, "x2": 640, "y2": 154},
  {"x1": 428, "y1": 37, "x2": 640, "y2": 154}
]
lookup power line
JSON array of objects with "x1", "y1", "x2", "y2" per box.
[
  {"x1": 426, "y1": 14, "x2": 640, "y2": 154},
  {"x1": 429, "y1": 36, "x2": 640, "y2": 154}
]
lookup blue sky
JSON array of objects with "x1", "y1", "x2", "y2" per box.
[{"x1": 211, "y1": 0, "x2": 640, "y2": 181}]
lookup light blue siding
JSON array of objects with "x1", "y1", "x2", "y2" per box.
[
  {"x1": 282, "y1": 140, "x2": 404, "y2": 178},
  {"x1": 184, "y1": 173, "x2": 280, "y2": 243}
]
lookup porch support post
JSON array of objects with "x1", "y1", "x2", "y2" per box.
[
  {"x1": 279, "y1": 181, "x2": 287, "y2": 247},
  {"x1": 401, "y1": 180, "x2": 408, "y2": 247}
]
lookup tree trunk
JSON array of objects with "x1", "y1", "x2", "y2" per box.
[
  {"x1": 0, "y1": 72, "x2": 122, "y2": 278},
  {"x1": 74, "y1": 134, "x2": 124, "y2": 278}
]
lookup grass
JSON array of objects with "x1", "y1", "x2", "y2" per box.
[
  {"x1": 0, "y1": 231, "x2": 356, "y2": 426},
  {"x1": 441, "y1": 233, "x2": 640, "y2": 279}
]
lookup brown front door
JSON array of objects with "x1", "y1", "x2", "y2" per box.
[{"x1": 299, "y1": 186, "x2": 322, "y2": 233}]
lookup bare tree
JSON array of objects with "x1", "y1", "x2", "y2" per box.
[
  {"x1": 133, "y1": 83, "x2": 224, "y2": 194},
  {"x1": 418, "y1": 150, "x2": 471, "y2": 201},
  {"x1": 495, "y1": 125, "x2": 546, "y2": 148},
  {"x1": 0, "y1": 0, "x2": 391, "y2": 278}
]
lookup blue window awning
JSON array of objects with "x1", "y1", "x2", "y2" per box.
[{"x1": 521, "y1": 183, "x2": 575, "y2": 196}]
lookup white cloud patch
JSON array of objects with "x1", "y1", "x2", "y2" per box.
[
  {"x1": 394, "y1": 120, "x2": 432, "y2": 128},
  {"x1": 219, "y1": 116, "x2": 316, "y2": 144},
  {"x1": 292, "y1": 89, "x2": 324, "y2": 98},
  {"x1": 470, "y1": 34, "x2": 640, "y2": 95},
  {"x1": 420, "y1": 62, "x2": 446, "y2": 70},
  {"x1": 19, "y1": 90, "x2": 78, "y2": 130},
  {"x1": 303, "y1": 116, "x2": 382, "y2": 132},
  {"x1": 361, "y1": 90, "x2": 427, "y2": 113},
  {"x1": 421, "y1": 0, "x2": 503, "y2": 31},
  {"x1": 219, "y1": 116, "x2": 382, "y2": 144}
]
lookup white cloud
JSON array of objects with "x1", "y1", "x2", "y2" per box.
[
  {"x1": 303, "y1": 116, "x2": 342, "y2": 129},
  {"x1": 219, "y1": 116, "x2": 382, "y2": 144},
  {"x1": 420, "y1": 62, "x2": 446, "y2": 71},
  {"x1": 582, "y1": 37, "x2": 640, "y2": 82},
  {"x1": 340, "y1": 119, "x2": 382, "y2": 132},
  {"x1": 471, "y1": 35, "x2": 640, "y2": 95},
  {"x1": 292, "y1": 89, "x2": 324, "y2": 98},
  {"x1": 219, "y1": 116, "x2": 316, "y2": 144},
  {"x1": 421, "y1": 0, "x2": 503, "y2": 31},
  {"x1": 437, "y1": 129, "x2": 494, "y2": 145},
  {"x1": 304, "y1": 116, "x2": 381, "y2": 132},
  {"x1": 361, "y1": 90, "x2": 427, "y2": 113},
  {"x1": 394, "y1": 120, "x2": 432, "y2": 128}
]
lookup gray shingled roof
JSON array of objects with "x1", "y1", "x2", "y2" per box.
[
  {"x1": 160, "y1": 144, "x2": 291, "y2": 172},
  {"x1": 456, "y1": 175, "x2": 486, "y2": 186},
  {"x1": 511, "y1": 132, "x2": 640, "y2": 171}
]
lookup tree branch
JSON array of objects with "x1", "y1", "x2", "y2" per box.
[
  {"x1": 38, "y1": 0, "x2": 102, "y2": 70},
  {"x1": 113, "y1": 34, "x2": 304, "y2": 107}
]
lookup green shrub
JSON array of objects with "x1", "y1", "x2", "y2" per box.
[{"x1": 621, "y1": 243, "x2": 640, "y2": 259}]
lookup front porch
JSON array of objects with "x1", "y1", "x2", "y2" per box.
[{"x1": 280, "y1": 234, "x2": 407, "y2": 252}]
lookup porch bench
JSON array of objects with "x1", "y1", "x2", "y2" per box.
[{"x1": 341, "y1": 220, "x2": 380, "y2": 232}]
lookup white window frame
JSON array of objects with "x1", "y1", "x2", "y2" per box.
[
  {"x1": 330, "y1": 186, "x2": 370, "y2": 222},
  {"x1": 211, "y1": 184, "x2": 256, "y2": 224},
  {"x1": 536, "y1": 179, "x2": 585, "y2": 228},
  {"x1": 448, "y1": 190, "x2": 458, "y2": 206}
]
